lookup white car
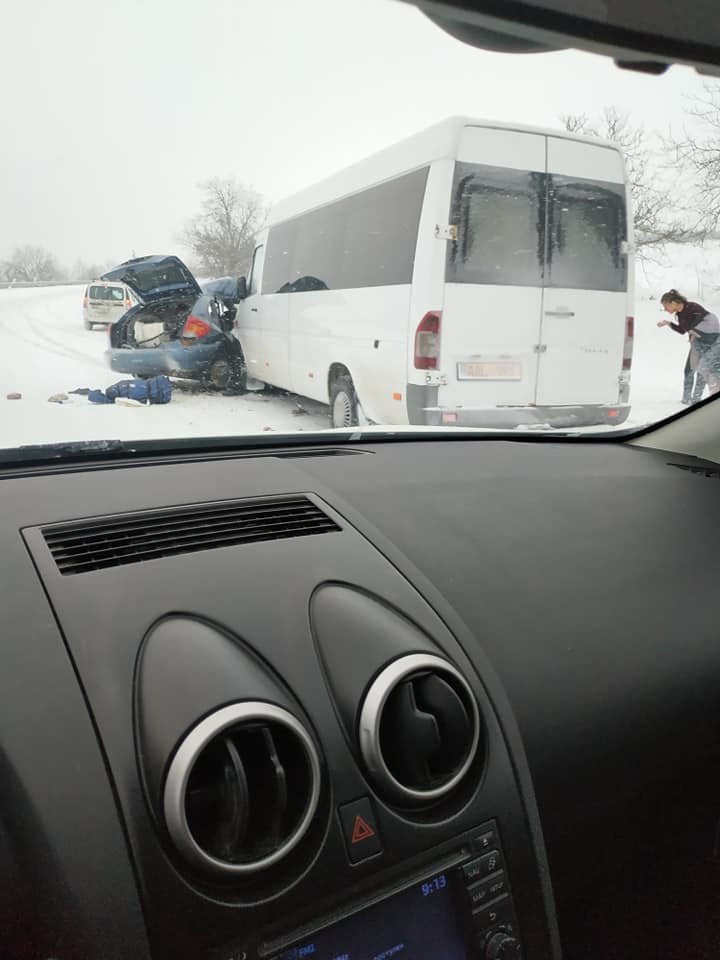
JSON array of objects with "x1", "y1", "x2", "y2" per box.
[{"x1": 82, "y1": 281, "x2": 138, "y2": 330}]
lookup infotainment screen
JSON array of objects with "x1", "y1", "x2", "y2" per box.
[{"x1": 278, "y1": 870, "x2": 467, "y2": 960}]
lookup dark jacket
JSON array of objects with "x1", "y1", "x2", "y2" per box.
[{"x1": 670, "y1": 301, "x2": 709, "y2": 334}]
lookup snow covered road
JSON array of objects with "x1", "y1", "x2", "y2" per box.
[
  {"x1": 0, "y1": 284, "x2": 696, "y2": 449},
  {"x1": 0, "y1": 285, "x2": 330, "y2": 448}
]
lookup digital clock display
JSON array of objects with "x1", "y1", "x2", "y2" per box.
[
  {"x1": 278, "y1": 871, "x2": 466, "y2": 960},
  {"x1": 421, "y1": 874, "x2": 448, "y2": 897}
]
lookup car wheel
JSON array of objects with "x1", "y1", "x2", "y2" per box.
[
  {"x1": 84, "y1": 319, "x2": 93, "y2": 330},
  {"x1": 329, "y1": 373, "x2": 359, "y2": 428},
  {"x1": 206, "y1": 348, "x2": 247, "y2": 394}
]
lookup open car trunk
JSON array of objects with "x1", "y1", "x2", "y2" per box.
[
  {"x1": 106, "y1": 292, "x2": 240, "y2": 390},
  {"x1": 110, "y1": 300, "x2": 193, "y2": 349}
]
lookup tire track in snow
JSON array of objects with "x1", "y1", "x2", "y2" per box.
[
  {"x1": 26, "y1": 314, "x2": 107, "y2": 368},
  {"x1": 0, "y1": 290, "x2": 107, "y2": 369}
]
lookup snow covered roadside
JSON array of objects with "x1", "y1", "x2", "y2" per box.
[
  {"x1": 0, "y1": 285, "x2": 329, "y2": 447},
  {"x1": 0, "y1": 285, "x2": 705, "y2": 450}
]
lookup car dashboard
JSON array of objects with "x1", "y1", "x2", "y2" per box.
[{"x1": 2, "y1": 437, "x2": 720, "y2": 960}]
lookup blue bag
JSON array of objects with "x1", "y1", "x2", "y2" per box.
[{"x1": 88, "y1": 376, "x2": 172, "y2": 405}]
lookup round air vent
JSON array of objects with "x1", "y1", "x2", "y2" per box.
[
  {"x1": 163, "y1": 702, "x2": 321, "y2": 875},
  {"x1": 359, "y1": 654, "x2": 481, "y2": 805}
]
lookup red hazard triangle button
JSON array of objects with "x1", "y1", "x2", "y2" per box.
[
  {"x1": 351, "y1": 815, "x2": 375, "y2": 844},
  {"x1": 339, "y1": 797, "x2": 383, "y2": 863}
]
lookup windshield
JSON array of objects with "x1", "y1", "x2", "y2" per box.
[{"x1": 1, "y1": 0, "x2": 717, "y2": 453}]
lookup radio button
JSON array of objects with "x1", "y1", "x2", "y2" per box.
[
  {"x1": 467, "y1": 872, "x2": 508, "y2": 908},
  {"x1": 474, "y1": 827, "x2": 498, "y2": 852},
  {"x1": 477, "y1": 849, "x2": 504, "y2": 877},
  {"x1": 472, "y1": 894, "x2": 516, "y2": 934},
  {"x1": 462, "y1": 858, "x2": 483, "y2": 883}
]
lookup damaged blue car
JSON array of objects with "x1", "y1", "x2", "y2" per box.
[{"x1": 105, "y1": 255, "x2": 246, "y2": 392}]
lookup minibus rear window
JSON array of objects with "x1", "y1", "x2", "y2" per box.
[
  {"x1": 447, "y1": 165, "x2": 545, "y2": 287},
  {"x1": 447, "y1": 162, "x2": 627, "y2": 292},
  {"x1": 546, "y1": 176, "x2": 627, "y2": 292}
]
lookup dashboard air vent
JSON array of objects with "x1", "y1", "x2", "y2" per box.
[
  {"x1": 42, "y1": 495, "x2": 339, "y2": 574},
  {"x1": 164, "y1": 703, "x2": 321, "y2": 875},
  {"x1": 359, "y1": 654, "x2": 481, "y2": 805}
]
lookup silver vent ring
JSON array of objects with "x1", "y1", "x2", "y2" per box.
[
  {"x1": 359, "y1": 654, "x2": 480, "y2": 803},
  {"x1": 163, "y1": 702, "x2": 321, "y2": 875}
]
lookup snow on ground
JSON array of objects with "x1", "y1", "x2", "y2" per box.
[
  {"x1": 0, "y1": 285, "x2": 329, "y2": 448},
  {"x1": 0, "y1": 283, "x2": 708, "y2": 450}
]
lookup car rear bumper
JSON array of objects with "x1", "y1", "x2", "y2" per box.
[
  {"x1": 88, "y1": 312, "x2": 124, "y2": 325},
  {"x1": 406, "y1": 384, "x2": 631, "y2": 428},
  {"x1": 106, "y1": 341, "x2": 221, "y2": 378}
]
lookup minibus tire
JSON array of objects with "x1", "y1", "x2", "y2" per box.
[{"x1": 330, "y1": 374, "x2": 359, "y2": 428}]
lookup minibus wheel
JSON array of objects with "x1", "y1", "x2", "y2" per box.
[{"x1": 329, "y1": 373, "x2": 359, "y2": 428}]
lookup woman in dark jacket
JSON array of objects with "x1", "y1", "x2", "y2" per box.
[{"x1": 658, "y1": 289, "x2": 720, "y2": 403}]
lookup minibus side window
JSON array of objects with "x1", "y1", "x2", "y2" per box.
[{"x1": 263, "y1": 167, "x2": 429, "y2": 294}]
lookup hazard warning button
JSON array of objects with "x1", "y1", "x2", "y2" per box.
[{"x1": 338, "y1": 797, "x2": 383, "y2": 863}]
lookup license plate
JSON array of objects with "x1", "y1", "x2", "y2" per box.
[{"x1": 457, "y1": 360, "x2": 522, "y2": 380}]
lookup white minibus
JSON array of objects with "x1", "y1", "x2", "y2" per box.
[{"x1": 235, "y1": 116, "x2": 633, "y2": 428}]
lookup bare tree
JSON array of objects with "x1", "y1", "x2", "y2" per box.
[
  {"x1": 1, "y1": 244, "x2": 63, "y2": 283},
  {"x1": 70, "y1": 259, "x2": 118, "y2": 283},
  {"x1": 671, "y1": 83, "x2": 720, "y2": 232},
  {"x1": 561, "y1": 106, "x2": 706, "y2": 259},
  {"x1": 182, "y1": 178, "x2": 266, "y2": 277},
  {"x1": 562, "y1": 113, "x2": 590, "y2": 134}
]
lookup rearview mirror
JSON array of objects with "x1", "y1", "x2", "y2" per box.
[
  {"x1": 237, "y1": 276, "x2": 247, "y2": 300},
  {"x1": 410, "y1": 0, "x2": 720, "y2": 74}
]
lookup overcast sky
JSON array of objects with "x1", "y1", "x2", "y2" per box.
[{"x1": 0, "y1": 0, "x2": 709, "y2": 267}]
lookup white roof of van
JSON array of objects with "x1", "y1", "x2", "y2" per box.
[{"x1": 268, "y1": 115, "x2": 621, "y2": 225}]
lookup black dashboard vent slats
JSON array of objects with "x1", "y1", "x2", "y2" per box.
[
  {"x1": 41, "y1": 495, "x2": 340, "y2": 574},
  {"x1": 669, "y1": 462, "x2": 720, "y2": 478},
  {"x1": 380, "y1": 671, "x2": 475, "y2": 791},
  {"x1": 359, "y1": 653, "x2": 481, "y2": 806},
  {"x1": 164, "y1": 702, "x2": 321, "y2": 876}
]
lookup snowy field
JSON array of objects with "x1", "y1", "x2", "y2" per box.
[{"x1": 0, "y1": 283, "x2": 703, "y2": 450}]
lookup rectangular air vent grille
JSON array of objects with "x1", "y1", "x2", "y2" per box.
[{"x1": 42, "y1": 495, "x2": 340, "y2": 575}]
